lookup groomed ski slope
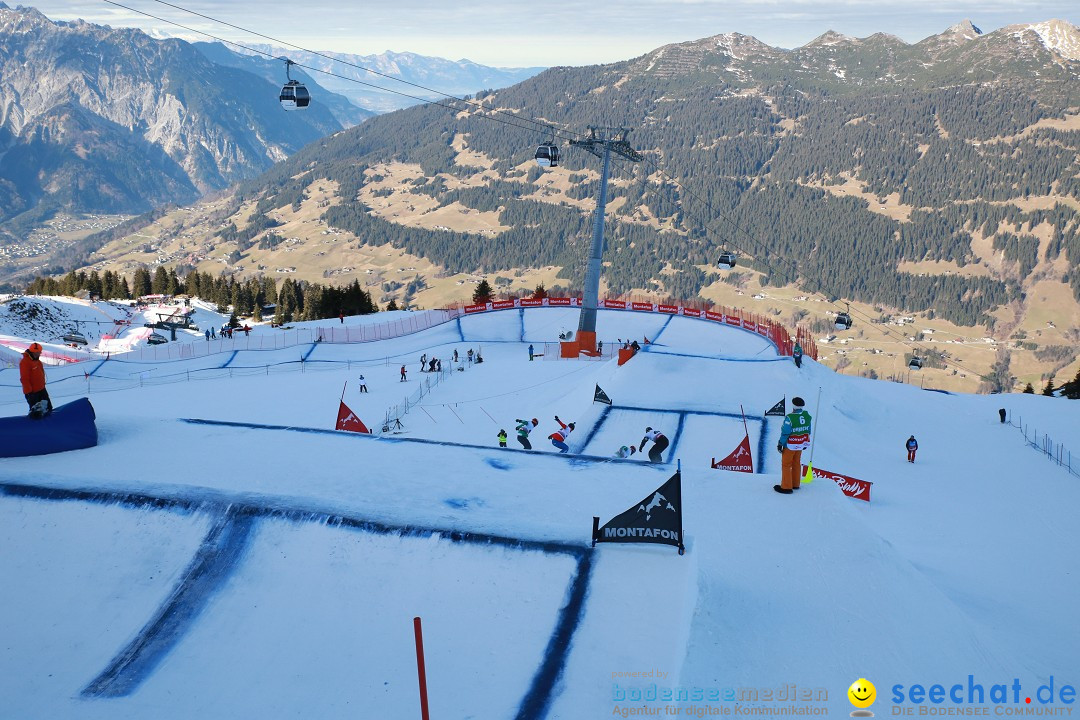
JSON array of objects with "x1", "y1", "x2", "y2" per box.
[{"x1": 1, "y1": 307, "x2": 1077, "y2": 718}]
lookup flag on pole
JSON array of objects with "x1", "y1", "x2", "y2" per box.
[
  {"x1": 335, "y1": 401, "x2": 370, "y2": 433},
  {"x1": 711, "y1": 435, "x2": 753, "y2": 473},
  {"x1": 593, "y1": 471, "x2": 684, "y2": 554},
  {"x1": 593, "y1": 384, "x2": 613, "y2": 405},
  {"x1": 764, "y1": 398, "x2": 785, "y2": 416}
]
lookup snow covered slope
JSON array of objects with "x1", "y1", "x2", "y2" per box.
[{"x1": 1, "y1": 307, "x2": 1077, "y2": 718}]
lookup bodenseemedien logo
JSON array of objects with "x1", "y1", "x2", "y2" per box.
[{"x1": 849, "y1": 678, "x2": 876, "y2": 717}]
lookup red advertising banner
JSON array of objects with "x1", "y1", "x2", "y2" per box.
[
  {"x1": 491, "y1": 300, "x2": 516, "y2": 310},
  {"x1": 724, "y1": 315, "x2": 741, "y2": 327},
  {"x1": 741, "y1": 318, "x2": 754, "y2": 330},
  {"x1": 548, "y1": 297, "x2": 572, "y2": 306},
  {"x1": 682, "y1": 308, "x2": 702, "y2": 318},
  {"x1": 464, "y1": 303, "x2": 488, "y2": 314},
  {"x1": 658, "y1": 304, "x2": 679, "y2": 314},
  {"x1": 803, "y1": 465, "x2": 872, "y2": 502},
  {"x1": 335, "y1": 401, "x2": 371, "y2": 434},
  {"x1": 631, "y1": 302, "x2": 654, "y2": 311},
  {"x1": 706, "y1": 311, "x2": 723, "y2": 322},
  {"x1": 520, "y1": 298, "x2": 543, "y2": 307},
  {"x1": 604, "y1": 299, "x2": 627, "y2": 309},
  {"x1": 711, "y1": 435, "x2": 753, "y2": 473}
]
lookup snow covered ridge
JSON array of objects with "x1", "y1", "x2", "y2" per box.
[{"x1": 1004, "y1": 19, "x2": 1080, "y2": 61}]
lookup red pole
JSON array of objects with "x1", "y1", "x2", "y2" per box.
[{"x1": 414, "y1": 616, "x2": 431, "y2": 720}]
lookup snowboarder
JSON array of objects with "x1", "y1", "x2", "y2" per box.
[
  {"x1": 497, "y1": 429, "x2": 508, "y2": 448},
  {"x1": 998, "y1": 408, "x2": 1007, "y2": 424},
  {"x1": 400, "y1": 365, "x2": 407, "y2": 382},
  {"x1": 528, "y1": 344, "x2": 534, "y2": 361},
  {"x1": 793, "y1": 341, "x2": 803, "y2": 368},
  {"x1": 639, "y1": 427, "x2": 669, "y2": 463},
  {"x1": 467, "y1": 348, "x2": 474, "y2": 363},
  {"x1": 475, "y1": 352, "x2": 483, "y2": 364},
  {"x1": 428, "y1": 358, "x2": 437, "y2": 372},
  {"x1": 906, "y1": 435, "x2": 918, "y2": 463},
  {"x1": 357, "y1": 374, "x2": 368, "y2": 392},
  {"x1": 630, "y1": 340, "x2": 641, "y2": 352},
  {"x1": 775, "y1": 396, "x2": 812, "y2": 494},
  {"x1": 614, "y1": 444, "x2": 637, "y2": 459},
  {"x1": 549, "y1": 416, "x2": 575, "y2": 453},
  {"x1": 515, "y1": 418, "x2": 538, "y2": 450},
  {"x1": 20, "y1": 343, "x2": 52, "y2": 418}
]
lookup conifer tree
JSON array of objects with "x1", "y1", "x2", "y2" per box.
[
  {"x1": 1023, "y1": 383, "x2": 1035, "y2": 394},
  {"x1": 473, "y1": 279, "x2": 493, "y2": 304},
  {"x1": 1041, "y1": 378, "x2": 1055, "y2": 396}
]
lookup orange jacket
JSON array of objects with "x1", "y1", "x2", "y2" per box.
[{"x1": 20, "y1": 352, "x2": 46, "y2": 394}]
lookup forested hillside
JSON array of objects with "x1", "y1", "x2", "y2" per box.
[{"x1": 215, "y1": 20, "x2": 1079, "y2": 329}]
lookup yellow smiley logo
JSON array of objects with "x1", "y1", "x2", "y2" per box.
[{"x1": 848, "y1": 678, "x2": 876, "y2": 709}]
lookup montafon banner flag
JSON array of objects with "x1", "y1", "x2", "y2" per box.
[
  {"x1": 594, "y1": 384, "x2": 613, "y2": 405},
  {"x1": 594, "y1": 471, "x2": 684, "y2": 553},
  {"x1": 712, "y1": 434, "x2": 753, "y2": 473},
  {"x1": 765, "y1": 398, "x2": 785, "y2": 416},
  {"x1": 335, "y1": 401, "x2": 370, "y2": 434}
]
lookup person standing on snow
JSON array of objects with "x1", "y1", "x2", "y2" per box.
[
  {"x1": 357, "y1": 374, "x2": 368, "y2": 393},
  {"x1": 400, "y1": 365, "x2": 407, "y2": 382},
  {"x1": 20, "y1": 343, "x2": 52, "y2": 417},
  {"x1": 549, "y1": 416, "x2": 575, "y2": 453},
  {"x1": 515, "y1": 418, "x2": 538, "y2": 450},
  {"x1": 528, "y1": 344, "x2": 534, "y2": 361},
  {"x1": 497, "y1": 429, "x2": 508, "y2": 448},
  {"x1": 639, "y1": 427, "x2": 669, "y2": 463},
  {"x1": 775, "y1": 396, "x2": 812, "y2": 494},
  {"x1": 906, "y1": 435, "x2": 918, "y2": 463},
  {"x1": 793, "y1": 341, "x2": 803, "y2": 369}
]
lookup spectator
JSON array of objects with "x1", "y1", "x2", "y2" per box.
[
  {"x1": 906, "y1": 435, "x2": 918, "y2": 463},
  {"x1": 400, "y1": 365, "x2": 407, "y2": 382},
  {"x1": 357, "y1": 374, "x2": 368, "y2": 393},
  {"x1": 20, "y1": 343, "x2": 52, "y2": 417}
]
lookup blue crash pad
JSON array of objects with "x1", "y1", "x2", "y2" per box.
[{"x1": 0, "y1": 397, "x2": 98, "y2": 458}]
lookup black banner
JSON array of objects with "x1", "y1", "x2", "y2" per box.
[
  {"x1": 764, "y1": 397, "x2": 785, "y2": 416},
  {"x1": 594, "y1": 384, "x2": 613, "y2": 405},
  {"x1": 593, "y1": 471, "x2": 683, "y2": 554}
]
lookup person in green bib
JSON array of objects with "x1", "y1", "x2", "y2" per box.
[{"x1": 775, "y1": 396, "x2": 811, "y2": 494}]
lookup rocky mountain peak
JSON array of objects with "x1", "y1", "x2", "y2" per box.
[
  {"x1": 944, "y1": 19, "x2": 983, "y2": 40},
  {"x1": 1001, "y1": 19, "x2": 1080, "y2": 61},
  {"x1": 803, "y1": 30, "x2": 858, "y2": 49}
]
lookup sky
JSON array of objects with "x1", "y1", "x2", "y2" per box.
[
  {"x1": 20, "y1": 0, "x2": 1080, "y2": 67},
  {"x1": 2, "y1": 297, "x2": 1079, "y2": 716}
]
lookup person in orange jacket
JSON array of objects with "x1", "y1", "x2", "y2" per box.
[{"x1": 20, "y1": 342, "x2": 53, "y2": 417}]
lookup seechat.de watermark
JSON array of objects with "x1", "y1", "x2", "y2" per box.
[{"x1": 890, "y1": 675, "x2": 1075, "y2": 716}]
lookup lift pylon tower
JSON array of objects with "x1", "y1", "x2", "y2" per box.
[{"x1": 569, "y1": 127, "x2": 642, "y2": 354}]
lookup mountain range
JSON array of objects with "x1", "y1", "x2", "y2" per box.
[
  {"x1": 0, "y1": 3, "x2": 546, "y2": 245},
  {"x1": 237, "y1": 44, "x2": 545, "y2": 114}
]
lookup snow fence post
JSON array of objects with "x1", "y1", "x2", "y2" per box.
[{"x1": 413, "y1": 617, "x2": 431, "y2": 720}]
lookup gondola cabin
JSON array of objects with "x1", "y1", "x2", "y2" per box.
[
  {"x1": 280, "y1": 81, "x2": 310, "y2": 111},
  {"x1": 908, "y1": 356, "x2": 923, "y2": 370},
  {"x1": 62, "y1": 333, "x2": 88, "y2": 345},
  {"x1": 534, "y1": 142, "x2": 560, "y2": 168},
  {"x1": 835, "y1": 312, "x2": 853, "y2": 331},
  {"x1": 717, "y1": 252, "x2": 737, "y2": 270}
]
